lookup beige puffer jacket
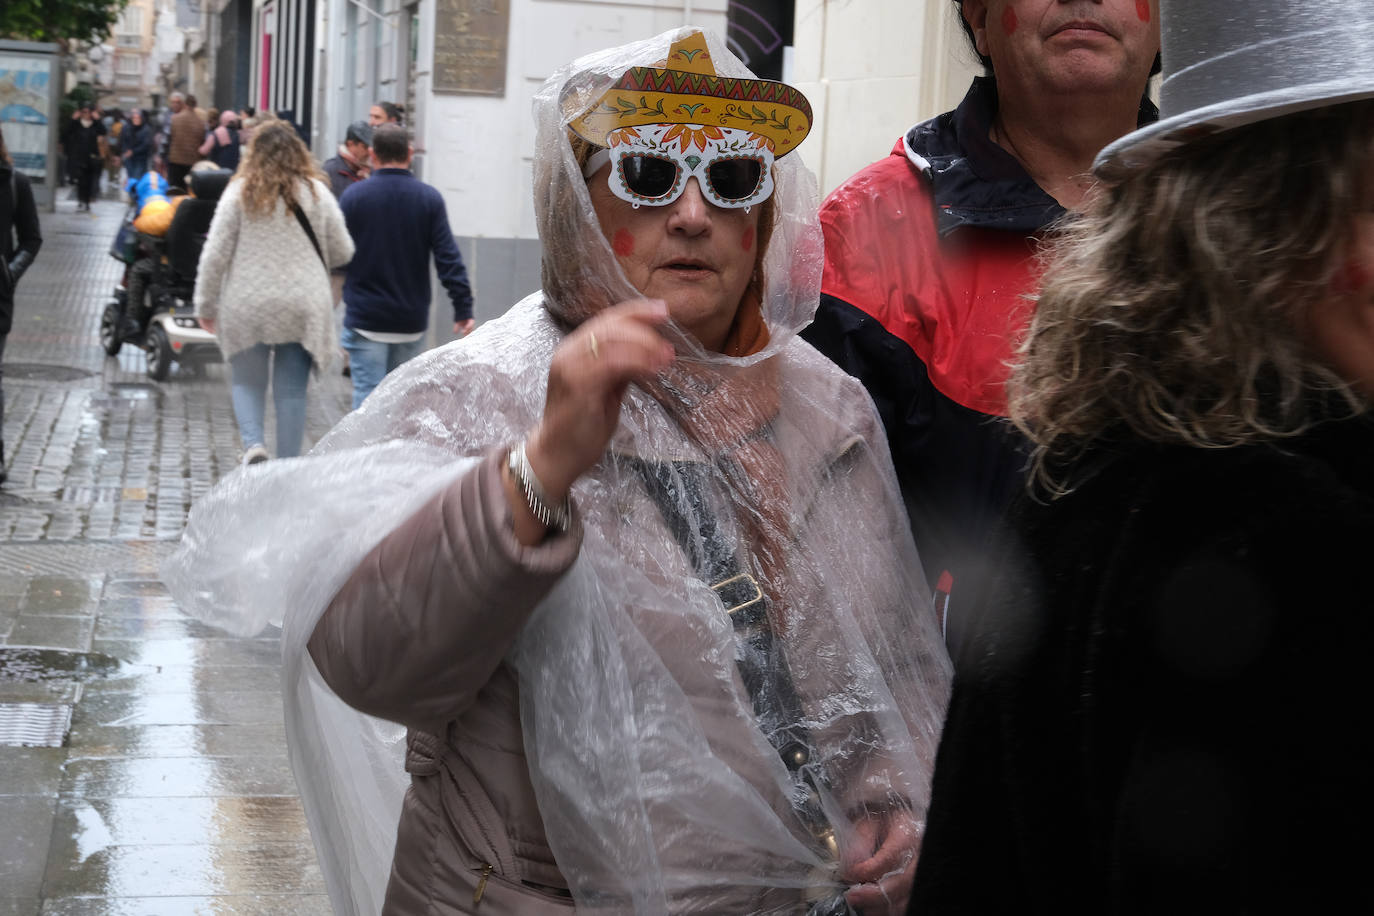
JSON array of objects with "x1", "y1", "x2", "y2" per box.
[{"x1": 306, "y1": 341, "x2": 944, "y2": 915}]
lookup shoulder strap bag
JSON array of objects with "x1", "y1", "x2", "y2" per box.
[
  {"x1": 630, "y1": 457, "x2": 856, "y2": 916},
  {"x1": 291, "y1": 202, "x2": 327, "y2": 272}
]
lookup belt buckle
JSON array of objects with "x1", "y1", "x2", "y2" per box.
[{"x1": 711, "y1": 572, "x2": 764, "y2": 618}]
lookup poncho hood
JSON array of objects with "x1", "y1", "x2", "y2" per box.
[{"x1": 533, "y1": 27, "x2": 823, "y2": 366}]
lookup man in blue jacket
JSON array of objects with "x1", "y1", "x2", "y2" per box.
[{"x1": 338, "y1": 124, "x2": 475, "y2": 408}]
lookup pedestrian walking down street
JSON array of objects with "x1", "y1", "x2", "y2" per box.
[
  {"x1": 237, "y1": 106, "x2": 258, "y2": 147},
  {"x1": 0, "y1": 126, "x2": 43, "y2": 485},
  {"x1": 103, "y1": 107, "x2": 126, "y2": 186},
  {"x1": 121, "y1": 108, "x2": 153, "y2": 181},
  {"x1": 368, "y1": 100, "x2": 403, "y2": 127},
  {"x1": 193, "y1": 121, "x2": 354, "y2": 464},
  {"x1": 64, "y1": 104, "x2": 107, "y2": 211},
  {"x1": 165, "y1": 27, "x2": 952, "y2": 916},
  {"x1": 338, "y1": 123, "x2": 473, "y2": 409},
  {"x1": 321, "y1": 120, "x2": 371, "y2": 200},
  {"x1": 909, "y1": 2, "x2": 1374, "y2": 913},
  {"x1": 802, "y1": 0, "x2": 1161, "y2": 656},
  {"x1": 198, "y1": 109, "x2": 242, "y2": 172},
  {"x1": 165, "y1": 92, "x2": 205, "y2": 191},
  {"x1": 321, "y1": 119, "x2": 372, "y2": 377}
]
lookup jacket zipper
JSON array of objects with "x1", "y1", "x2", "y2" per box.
[{"x1": 473, "y1": 864, "x2": 494, "y2": 906}]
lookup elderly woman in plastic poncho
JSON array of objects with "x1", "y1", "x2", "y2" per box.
[{"x1": 166, "y1": 29, "x2": 950, "y2": 916}]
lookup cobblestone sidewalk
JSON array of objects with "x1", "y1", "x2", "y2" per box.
[{"x1": 1, "y1": 189, "x2": 351, "y2": 914}]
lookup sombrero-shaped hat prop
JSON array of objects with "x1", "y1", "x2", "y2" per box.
[
  {"x1": 1097, "y1": 0, "x2": 1374, "y2": 178},
  {"x1": 566, "y1": 30, "x2": 813, "y2": 210}
]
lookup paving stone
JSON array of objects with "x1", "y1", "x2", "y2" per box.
[
  {"x1": 92, "y1": 615, "x2": 226, "y2": 641},
  {"x1": 5, "y1": 617, "x2": 94, "y2": 653},
  {"x1": 0, "y1": 747, "x2": 67, "y2": 796},
  {"x1": 41, "y1": 840, "x2": 325, "y2": 897},
  {"x1": 0, "y1": 795, "x2": 58, "y2": 898},
  {"x1": 21, "y1": 578, "x2": 100, "y2": 615},
  {"x1": 91, "y1": 595, "x2": 181, "y2": 619},
  {"x1": 60, "y1": 754, "x2": 299, "y2": 800},
  {"x1": 79, "y1": 663, "x2": 280, "y2": 697},
  {"x1": 66, "y1": 723, "x2": 289, "y2": 760},
  {"x1": 38, "y1": 895, "x2": 334, "y2": 915},
  {"x1": 70, "y1": 689, "x2": 285, "y2": 729},
  {"x1": 0, "y1": 201, "x2": 347, "y2": 910},
  {"x1": 49, "y1": 795, "x2": 312, "y2": 849},
  {"x1": 91, "y1": 637, "x2": 282, "y2": 669},
  {"x1": 0, "y1": 681, "x2": 81, "y2": 706},
  {"x1": 0, "y1": 601, "x2": 18, "y2": 639}
]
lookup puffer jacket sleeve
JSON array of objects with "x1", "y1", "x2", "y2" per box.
[{"x1": 307, "y1": 449, "x2": 583, "y2": 732}]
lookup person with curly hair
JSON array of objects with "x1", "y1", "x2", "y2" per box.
[
  {"x1": 194, "y1": 120, "x2": 354, "y2": 463},
  {"x1": 909, "y1": 2, "x2": 1374, "y2": 913}
]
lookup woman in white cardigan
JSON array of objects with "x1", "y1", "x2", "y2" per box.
[{"x1": 195, "y1": 120, "x2": 354, "y2": 463}]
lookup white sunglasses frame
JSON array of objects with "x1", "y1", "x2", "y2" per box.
[{"x1": 582, "y1": 130, "x2": 775, "y2": 210}]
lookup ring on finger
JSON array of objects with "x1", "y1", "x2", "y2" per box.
[{"x1": 588, "y1": 331, "x2": 600, "y2": 360}]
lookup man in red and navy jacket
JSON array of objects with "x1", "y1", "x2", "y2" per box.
[{"x1": 803, "y1": 0, "x2": 1160, "y2": 657}]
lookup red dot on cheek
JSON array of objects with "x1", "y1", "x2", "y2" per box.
[
  {"x1": 611, "y1": 229, "x2": 635, "y2": 258},
  {"x1": 1001, "y1": 6, "x2": 1018, "y2": 34},
  {"x1": 741, "y1": 226, "x2": 755, "y2": 254},
  {"x1": 1334, "y1": 258, "x2": 1373, "y2": 294},
  {"x1": 1135, "y1": 0, "x2": 1151, "y2": 22}
]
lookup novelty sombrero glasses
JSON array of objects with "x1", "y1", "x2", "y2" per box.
[{"x1": 567, "y1": 31, "x2": 813, "y2": 209}]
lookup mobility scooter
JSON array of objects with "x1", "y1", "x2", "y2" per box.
[{"x1": 100, "y1": 168, "x2": 232, "y2": 380}]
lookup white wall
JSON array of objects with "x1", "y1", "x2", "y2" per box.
[
  {"x1": 790, "y1": 0, "x2": 980, "y2": 196},
  {"x1": 411, "y1": 0, "x2": 728, "y2": 242}
]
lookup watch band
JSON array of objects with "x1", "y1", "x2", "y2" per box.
[{"x1": 507, "y1": 441, "x2": 571, "y2": 533}]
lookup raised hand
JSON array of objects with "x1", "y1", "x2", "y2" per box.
[{"x1": 506, "y1": 298, "x2": 674, "y2": 543}]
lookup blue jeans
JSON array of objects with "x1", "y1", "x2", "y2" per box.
[
  {"x1": 341, "y1": 326, "x2": 426, "y2": 410},
  {"x1": 229, "y1": 343, "x2": 313, "y2": 457}
]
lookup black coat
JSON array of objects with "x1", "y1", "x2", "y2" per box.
[
  {"x1": 910, "y1": 413, "x2": 1374, "y2": 915},
  {"x1": 1, "y1": 163, "x2": 43, "y2": 333},
  {"x1": 124, "y1": 122, "x2": 152, "y2": 162},
  {"x1": 64, "y1": 119, "x2": 106, "y2": 166}
]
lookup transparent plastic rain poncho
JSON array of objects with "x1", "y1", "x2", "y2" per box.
[{"x1": 164, "y1": 27, "x2": 951, "y2": 916}]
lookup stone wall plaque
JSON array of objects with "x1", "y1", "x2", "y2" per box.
[{"x1": 432, "y1": 0, "x2": 510, "y2": 96}]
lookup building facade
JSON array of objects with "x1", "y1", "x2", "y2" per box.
[
  {"x1": 200, "y1": 1, "x2": 977, "y2": 339},
  {"x1": 792, "y1": 0, "x2": 980, "y2": 195},
  {"x1": 110, "y1": 0, "x2": 158, "y2": 110}
]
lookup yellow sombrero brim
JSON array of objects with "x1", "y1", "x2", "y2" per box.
[{"x1": 568, "y1": 51, "x2": 812, "y2": 156}]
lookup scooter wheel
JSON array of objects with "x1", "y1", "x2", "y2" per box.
[
  {"x1": 146, "y1": 324, "x2": 173, "y2": 381},
  {"x1": 100, "y1": 303, "x2": 124, "y2": 356}
]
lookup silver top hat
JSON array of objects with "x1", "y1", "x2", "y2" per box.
[{"x1": 1097, "y1": 0, "x2": 1374, "y2": 177}]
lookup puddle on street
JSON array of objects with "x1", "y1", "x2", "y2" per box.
[{"x1": 0, "y1": 646, "x2": 128, "y2": 682}]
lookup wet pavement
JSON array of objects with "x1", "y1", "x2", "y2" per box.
[{"x1": 1, "y1": 187, "x2": 348, "y2": 913}]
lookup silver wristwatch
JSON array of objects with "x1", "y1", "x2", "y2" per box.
[{"x1": 507, "y1": 441, "x2": 571, "y2": 533}]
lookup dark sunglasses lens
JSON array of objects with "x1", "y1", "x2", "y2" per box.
[
  {"x1": 621, "y1": 155, "x2": 679, "y2": 199},
  {"x1": 707, "y1": 159, "x2": 763, "y2": 201}
]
